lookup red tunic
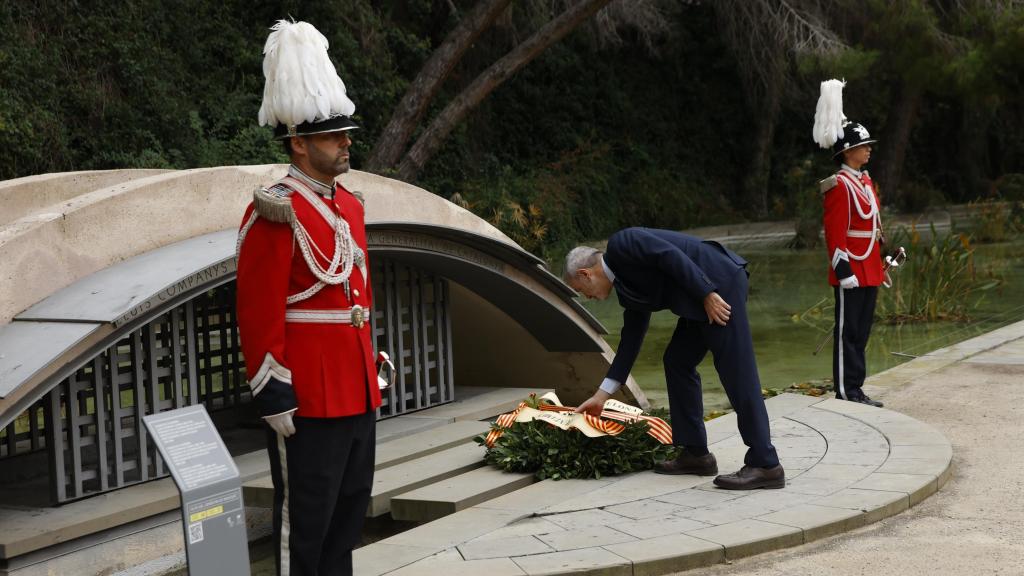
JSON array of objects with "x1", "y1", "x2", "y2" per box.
[
  {"x1": 822, "y1": 168, "x2": 885, "y2": 287},
  {"x1": 236, "y1": 180, "x2": 382, "y2": 418}
]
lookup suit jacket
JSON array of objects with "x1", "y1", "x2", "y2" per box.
[{"x1": 603, "y1": 227, "x2": 748, "y2": 383}]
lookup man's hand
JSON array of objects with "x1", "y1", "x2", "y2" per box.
[
  {"x1": 839, "y1": 275, "x2": 860, "y2": 290},
  {"x1": 575, "y1": 389, "x2": 612, "y2": 417},
  {"x1": 704, "y1": 291, "x2": 732, "y2": 326},
  {"x1": 265, "y1": 411, "x2": 296, "y2": 437}
]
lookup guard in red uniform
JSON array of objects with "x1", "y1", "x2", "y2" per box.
[
  {"x1": 235, "y1": 20, "x2": 382, "y2": 575},
  {"x1": 813, "y1": 79, "x2": 885, "y2": 407}
]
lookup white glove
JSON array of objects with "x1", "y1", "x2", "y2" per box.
[
  {"x1": 839, "y1": 275, "x2": 860, "y2": 289},
  {"x1": 264, "y1": 410, "x2": 296, "y2": 438}
]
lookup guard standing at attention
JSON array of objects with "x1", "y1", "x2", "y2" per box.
[
  {"x1": 236, "y1": 20, "x2": 383, "y2": 575},
  {"x1": 813, "y1": 79, "x2": 885, "y2": 408}
]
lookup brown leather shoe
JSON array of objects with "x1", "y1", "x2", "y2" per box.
[
  {"x1": 654, "y1": 450, "x2": 718, "y2": 476},
  {"x1": 713, "y1": 465, "x2": 785, "y2": 490}
]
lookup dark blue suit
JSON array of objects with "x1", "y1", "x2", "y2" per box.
[{"x1": 604, "y1": 228, "x2": 779, "y2": 468}]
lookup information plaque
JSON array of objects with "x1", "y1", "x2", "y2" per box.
[{"x1": 143, "y1": 405, "x2": 250, "y2": 575}]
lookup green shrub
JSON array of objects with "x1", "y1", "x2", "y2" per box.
[{"x1": 877, "y1": 224, "x2": 1000, "y2": 322}]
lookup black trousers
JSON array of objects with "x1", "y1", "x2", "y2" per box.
[
  {"x1": 833, "y1": 286, "x2": 878, "y2": 400},
  {"x1": 664, "y1": 269, "x2": 780, "y2": 469},
  {"x1": 267, "y1": 411, "x2": 376, "y2": 576}
]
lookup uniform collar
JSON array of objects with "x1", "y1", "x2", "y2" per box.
[
  {"x1": 289, "y1": 165, "x2": 335, "y2": 198},
  {"x1": 601, "y1": 256, "x2": 617, "y2": 284},
  {"x1": 841, "y1": 164, "x2": 863, "y2": 179}
]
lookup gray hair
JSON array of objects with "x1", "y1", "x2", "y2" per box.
[{"x1": 563, "y1": 246, "x2": 602, "y2": 282}]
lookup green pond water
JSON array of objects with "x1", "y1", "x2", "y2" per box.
[{"x1": 581, "y1": 239, "x2": 1024, "y2": 413}]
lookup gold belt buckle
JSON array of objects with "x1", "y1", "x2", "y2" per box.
[{"x1": 351, "y1": 304, "x2": 366, "y2": 329}]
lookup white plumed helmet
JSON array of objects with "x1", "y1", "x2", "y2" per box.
[{"x1": 258, "y1": 20, "x2": 358, "y2": 139}]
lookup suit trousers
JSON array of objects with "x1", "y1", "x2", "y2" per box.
[
  {"x1": 267, "y1": 411, "x2": 376, "y2": 576},
  {"x1": 832, "y1": 286, "x2": 878, "y2": 400},
  {"x1": 663, "y1": 269, "x2": 780, "y2": 468}
]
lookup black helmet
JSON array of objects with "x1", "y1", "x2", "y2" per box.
[{"x1": 832, "y1": 121, "x2": 877, "y2": 157}]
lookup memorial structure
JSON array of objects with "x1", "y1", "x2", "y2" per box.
[{"x1": 0, "y1": 166, "x2": 642, "y2": 575}]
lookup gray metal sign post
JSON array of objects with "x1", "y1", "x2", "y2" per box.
[{"x1": 143, "y1": 405, "x2": 250, "y2": 575}]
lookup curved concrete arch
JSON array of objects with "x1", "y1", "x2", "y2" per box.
[
  {"x1": 0, "y1": 166, "x2": 515, "y2": 325},
  {"x1": 1, "y1": 166, "x2": 647, "y2": 430},
  {"x1": 0, "y1": 169, "x2": 171, "y2": 228}
]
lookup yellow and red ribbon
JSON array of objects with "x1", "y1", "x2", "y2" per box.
[{"x1": 484, "y1": 392, "x2": 672, "y2": 448}]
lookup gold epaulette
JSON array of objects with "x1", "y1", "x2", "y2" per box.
[
  {"x1": 253, "y1": 186, "x2": 295, "y2": 224},
  {"x1": 818, "y1": 174, "x2": 838, "y2": 194}
]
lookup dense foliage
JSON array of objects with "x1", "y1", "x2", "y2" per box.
[{"x1": 2, "y1": 1, "x2": 1022, "y2": 258}]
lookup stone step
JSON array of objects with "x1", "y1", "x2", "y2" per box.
[
  {"x1": 368, "y1": 442, "x2": 487, "y2": 517},
  {"x1": 390, "y1": 466, "x2": 535, "y2": 522},
  {"x1": 376, "y1": 420, "x2": 492, "y2": 470},
  {"x1": 242, "y1": 441, "x2": 489, "y2": 515}
]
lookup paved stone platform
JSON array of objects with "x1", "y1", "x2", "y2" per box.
[{"x1": 354, "y1": 392, "x2": 953, "y2": 576}]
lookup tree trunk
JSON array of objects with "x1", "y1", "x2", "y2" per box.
[
  {"x1": 742, "y1": 72, "x2": 783, "y2": 218},
  {"x1": 394, "y1": 0, "x2": 616, "y2": 182},
  {"x1": 874, "y1": 81, "x2": 922, "y2": 210},
  {"x1": 364, "y1": 0, "x2": 514, "y2": 173}
]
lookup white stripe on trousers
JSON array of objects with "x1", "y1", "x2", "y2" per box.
[
  {"x1": 838, "y1": 288, "x2": 847, "y2": 400},
  {"x1": 278, "y1": 434, "x2": 291, "y2": 576}
]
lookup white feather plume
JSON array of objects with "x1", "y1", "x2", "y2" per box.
[
  {"x1": 812, "y1": 79, "x2": 846, "y2": 149},
  {"x1": 258, "y1": 20, "x2": 355, "y2": 128}
]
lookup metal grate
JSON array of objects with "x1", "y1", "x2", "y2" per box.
[
  {"x1": 372, "y1": 260, "x2": 454, "y2": 418},
  {"x1": 1, "y1": 259, "x2": 455, "y2": 504},
  {"x1": 40, "y1": 284, "x2": 248, "y2": 503}
]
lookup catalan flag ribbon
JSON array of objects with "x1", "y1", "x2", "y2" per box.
[{"x1": 483, "y1": 392, "x2": 672, "y2": 448}]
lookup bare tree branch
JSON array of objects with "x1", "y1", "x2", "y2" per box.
[
  {"x1": 364, "y1": 0, "x2": 513, "y2": 172},
  {"x1": 394, "y1": 0, "x2": 616, "y2": 182}
]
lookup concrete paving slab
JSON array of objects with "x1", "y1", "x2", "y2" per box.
[
  {"x1": 391, "y1": 466, "x2": 534, "y2": 521},
  {"x1": 763, "y1": 393, "x2": 826, "y2": 420},
  {"x1": 653, "y1": 488, "x2": 744, "y2": 509},
  {"x1": 543, "y1": 509, "x2": 628, "y2": 531},
  {"x1": 797, "y1": 463, "x2": 878, "y2": 482},
  {"x1": 389, "y1": 558, "x2": 527, "y2": 576},
  {"x1": 603, "y1": 499, "x2": 689, "y2": 520},
  {"x1": 613, "y1": 514, "x2": 710, "y2": 539},
  {"x1": 458, "y1": 535, "x2": 553, "y2": 560},
  {"x1": 603, "y1": 533, "x2": 725, "y2": 576},
  {"x1": 352, "y1": 543, "x2": 438, "y2": 576},
  {"x1": 888, "y1": 443, "x2": 953, "y2": 461},
  {"x1": 756, "y1": 503, "x2": 864, "y2": 542},
  {"x1": 779, "y1": 476, "x2": 854, "y2": 497},
  {"x1": 471, "y1": 516, "x2": 568, "y2": 541},
  {"x1": 385, "y1": 507, "x2": 528, "y2": 550},
  {"x1": 876, "y1": 457, "x2": 948, "y2": 476},
  {"x1": 511, "y1": 548, "x2": 632, "y2": 576},
  {"x1": 536, "y1": 525, "x2": 636, "y2": 552},
  {"x1": 684, "y1": 518, "x2": 803, "y2": 559},
  {"x1": 477, "y1": 479, "x2": 614, "y2": 514},
  {"x1": 852, "y1": 472, "x2": 939, "y2": 506},
  {"x1": 812, "y1": 487, "x2": 909, "y2": 524},
  {"x1": 541, "y1": 472, "x2": 703, "y2": 514}
]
